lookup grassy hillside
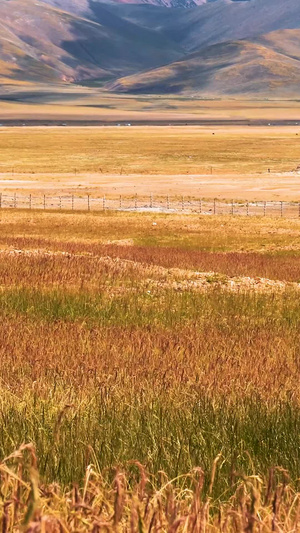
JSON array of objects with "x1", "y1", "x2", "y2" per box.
[
  {"x1": 1, "y1": 0, "x2": 300, "y2": 96},
  {"x1": 0, "y1": 0, "x2": 182, "y2": 85},
  {"x1": 108, "y1": 29, "x2": 300, "y2": 96}
]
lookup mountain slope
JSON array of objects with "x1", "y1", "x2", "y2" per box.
[
  {"x1": 0, "y1": 0, "x2": 182, "y2": 85},
  {"x1": 0, "y1": 0, "x2": 300, "y2": 97},
  {"x1": 105, "y1": 0, "x2": 300, "y2": 52},
  {"x1": 107, "y1": 29, "x2": 300, "y2": 97},
  {"x1": 42, "y1": 0, "x2": 211, "y2": 11}
]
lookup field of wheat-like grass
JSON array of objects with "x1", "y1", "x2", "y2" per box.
[
  {"x1": 1, "y1": 210, "x2": 300, "y2": 530},
  {"x1": 1, "y1": 444, "x2": 300, "y2": 532}
]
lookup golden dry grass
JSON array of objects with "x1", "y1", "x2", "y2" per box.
[
  {"x1": 1, "y1": 210, "x2": 300, "y2": 530},
  {"x1": 2, "y1": 209, "x2": 300, "y2": 253},
  {"x1": 0, "y1": 125, "x2": 300, "y2": 200},
  {"x1": 1, "y1": 444, "x2": 299, "y2": 532},
  {"x1": 0, "y1": 126, "x2": 298, "y2": 176}
]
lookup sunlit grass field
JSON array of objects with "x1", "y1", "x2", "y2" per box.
[
  {"x1": 0, "y1": 126, "x2": 299, "y2": 175},
  {"x1": 1, "y1": 209, "x2": 300, "y2": 530}
]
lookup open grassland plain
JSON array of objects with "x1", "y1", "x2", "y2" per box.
[
  {"x1": 2, "y1": 93, "x2": 300, "y2": 122},
  {"x1": 1, "y1": 210, "x2": 300, "y2": 529},
  {"x1": 0, "y1": 125, "x2": 300, "y2": 201},
  {"x1": 6, "y1": 125, "x2": 299, "y2": 175}
]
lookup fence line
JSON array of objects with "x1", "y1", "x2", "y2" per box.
[{"x1": 1, "y1": 193, "x2": 300, "y2": 218}]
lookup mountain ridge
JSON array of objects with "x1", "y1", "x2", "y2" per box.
[
  {"x1": 0, "y1": 0, "x2": 300, "y2": 97},
  {"x1": 0, "y1": 0, "x2": 182, "y2": 85},
  {"x1": 107, "y1": 29, "x2": 300, "y2": 97}
]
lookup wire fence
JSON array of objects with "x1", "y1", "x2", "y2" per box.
[{"x1": 1, "y1": 193, "x2": 300, "y2": 218}]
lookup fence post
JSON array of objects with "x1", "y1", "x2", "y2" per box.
[
  {"x1": 199, "y1": 199, "x2": 202, "y2": 214},
  {"x1": 72, "y1": 195, "x2": 74, "y2": 211},
  {"x1": 231, "y1": 199, "x2": 234, "y2": 216},
  {"x1": 44, "y1": 195, "x2": 46, "y2": 210},
  {"x1": 119, "y1": 195, "x2": 122, "y2": 209},
  {"x1": 167, "y1": 195, "x2": 170, "y2": 210},
  {"x1": 150, "y1": 194, "x2": 153, "y2": 209},
  {"x1": 280, "y1": 201, "x2": 283, "y2": 218},
  {"x1": 264, "y1": 201, "x2": 266, "y2": 216},
  {"x1": 246, "y1": 201, "x2": 249, "y2": 216},
  {"x1": 214, "y1": 198, "x2": 216, "y2": 215},
  {"x1": 102, "y1": 195, "x2": 105, "y2": 211},
  {"x1": 29, "y1": 194, "x2": 32, "y2": 210}
]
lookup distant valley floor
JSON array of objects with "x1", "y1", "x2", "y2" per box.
[{"x1": 1, "y1": 90, "x2": 300, "y2": 124}]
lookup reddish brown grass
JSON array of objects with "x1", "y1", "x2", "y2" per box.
[{"x1": 1, "y1": 237, "x2": 300, "y2": 282}]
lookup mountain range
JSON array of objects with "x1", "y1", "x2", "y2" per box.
[{"x1": 1, "y1": 0, "x2": 300, "y2": 97}]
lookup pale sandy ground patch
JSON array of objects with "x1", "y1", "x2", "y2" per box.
[{"x1": 1, "y1": 171, "x2": 300, "y2": 201}]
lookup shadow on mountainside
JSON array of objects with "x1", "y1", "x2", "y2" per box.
[{"x1": 60, "y1": 1, "x2": 183, "y2": 84}]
